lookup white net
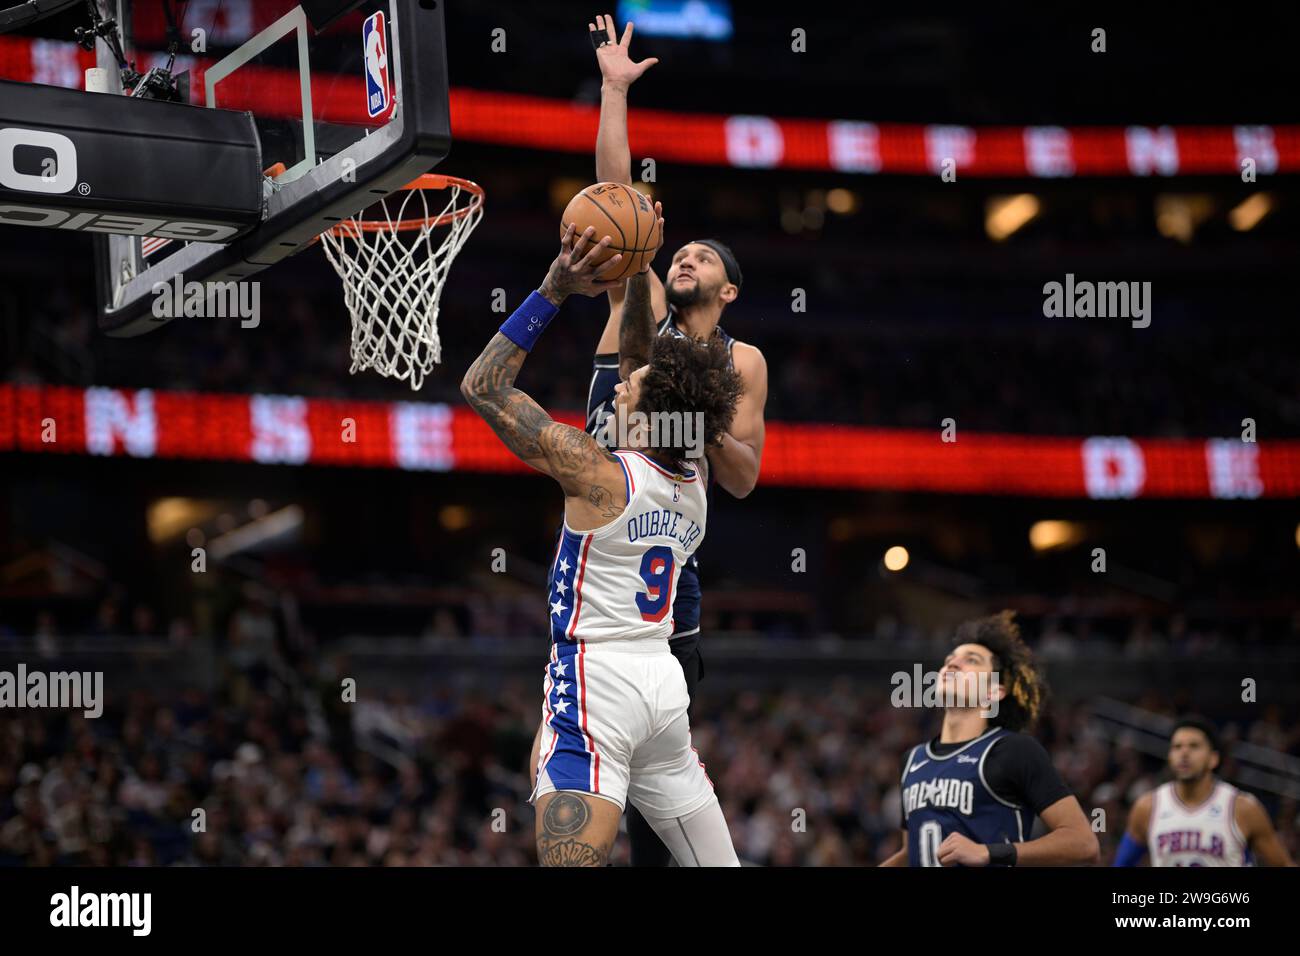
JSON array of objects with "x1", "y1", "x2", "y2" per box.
[{"x1": 320, "y1": 176, "x2": 484, "y2": 391}]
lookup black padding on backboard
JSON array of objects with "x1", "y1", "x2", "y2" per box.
[
  {"x1": 0, "y1": 79, "x2": 262, "y2": 235},
  {"x1": 0, "y1": 0, "x2": 82, "y2": 34}
]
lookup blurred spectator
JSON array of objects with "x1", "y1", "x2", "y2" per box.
[{"x1": 2, "y1": 654, "x2": 1294, "y2": 866}]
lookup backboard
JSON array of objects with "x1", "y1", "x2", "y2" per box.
[{"x1": 96, "y1": 0, "x2": 451, "y2": 336}]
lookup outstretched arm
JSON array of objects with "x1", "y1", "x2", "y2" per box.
[
  {"x1": 461, "y1": 226, "x2": 624, "y2": 498},
  {"x1": 706, "y1": 343, "x2": 767, "y2": 498},
  {"x1": 590, "y1": 12, "x2": 667, "y2": 352},
  {"x1": 592, "y1": 13, "x2": 656, "y2": 187},
  {"x1": 618, "y1": 270, "x2": 654, "y2": 382}
]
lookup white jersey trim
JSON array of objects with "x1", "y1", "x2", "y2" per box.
[
  {"x1": 977, "y1": 736, "x2": 1024, "y2": 811},
  {"x1": 924, "y1": 726, "x2": 1001, "y2": 761},
  {"x1": 1167, "y1": 781, "x2": 1221, "y2": 815},
  {"x1": 901, "y1": 744, "x2": 923, "y2": 785}
]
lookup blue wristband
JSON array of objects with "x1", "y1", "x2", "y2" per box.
[
  {"x1": 499, "y1": 291, "x2": 560, "y2": 352},
  {"x1": 1113, "y1": 833, "x2": 1147, "y2": 867}
]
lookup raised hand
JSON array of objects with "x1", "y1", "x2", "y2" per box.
[
  {"x1": 589, "y1": 13, "x2": 658, "y2": 92},
  {"x1": 641, "y1": 200, "x2": 665, "y2": 274},
  {"x1": 540, "y1": 225, "x2": 626, "y2": 302}
]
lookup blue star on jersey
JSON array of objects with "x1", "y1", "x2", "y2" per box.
[
  {"x1": 549, "y1": 531, "x2": 590, "y2": 642},
  {"x1": 548, "y1": 657, "x2": 573, "y2": 714},
  {"x1": 538, "y1": 641, "x2": 596, "y2": 790},
  {"x1": 551, "y1": 556, "x2": 571, "y2": 620}
]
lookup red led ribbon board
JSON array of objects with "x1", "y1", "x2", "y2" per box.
[
  {"x1": 3, "y1": 385, "x2": 1298, "y2": 498},
  {"x1": 1, "y1": 37, "x2": 1297, "y2": 177}
]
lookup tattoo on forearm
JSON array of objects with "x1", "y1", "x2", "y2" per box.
[
  {"x1": 464, "y1": 332, "x2": 524, "y2": 394},
  {"x1": 619, "y1": 272, "x2": 655, "y2": 374},
  {"x1": 464, "y1": 334, "x2": 618, "y2": 482},
  {"x1": 463, "y1": 333, "x2": 551, "y2": 460},
  {"x1": 479, "y1": 392, "x2": 550, "y2": 460}
]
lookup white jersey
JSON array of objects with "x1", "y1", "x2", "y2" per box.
[
  {"x1": 1148, "y1": 780, "x2": 1250, "y2": 867},
  {"x1": 547, "y1": 449, "x2": 706, "y2": 644}
]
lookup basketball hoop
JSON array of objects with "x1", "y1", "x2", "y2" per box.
[{"x1": 318, "y1": 173, "x2": 484, "y2": 391}]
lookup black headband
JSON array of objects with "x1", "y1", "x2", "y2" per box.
[{"x1": 688, "y1": 239, "x2": 743, "y2": 291}]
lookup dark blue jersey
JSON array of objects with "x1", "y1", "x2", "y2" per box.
[
  {"x1": 901, "y1": 727, "x2": 1035, "y2": 867},
  {"x1": 585, "y1": 308, "x2": 734, "y2": 638}
]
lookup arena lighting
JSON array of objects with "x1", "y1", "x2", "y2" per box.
[
  {"x1": 2, "y1": 35, "x2": 1299, "y2": 177},
  {"x1": 1029, "y1": 520, "x2": 1085, "y2": 552},
  {"x1": 616, "y1": 0, "x2": 733, "y2": 40},
  {"x1": 550, "y1": 178, "x2": 588, "y2": 214},
  {"x1": 780, "y1": 206, "x2": 803, "y2": 234},
  {"x1": 985, "y1": 194, "x2": 1040, "y2": 241},
  {"x1": 883, "y1": 546, "x2": 910, "y2": 572},
  {"x1": 1295, "y1": 522, "x2": 1300, "y2": 550},
  {"x1": 826, "y1": 188, "x2": 857, "y2": 214},
  {"x1": 1154, "y1": 194, "x2": 1214, "y2": 244},
  {"x1": 146, "y1": 497, "x2": 217, "y2": 544},
  {"x1": 208, "y1": 506, "x2": 305, "y2": 561},
  {"x1": 439, "y1": 505, "x2": 473, "y2": 532},
  {"x1": 1229, "y1": 193, "x2": 1273, "y2": 231}
]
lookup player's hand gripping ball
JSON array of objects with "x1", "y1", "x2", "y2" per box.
[
  {"x1": 560, "y1": 183, "x2": 663, "y2": 281},
  {"x1": 543, "y1": 224, "x2": 626, "y2": 300}
]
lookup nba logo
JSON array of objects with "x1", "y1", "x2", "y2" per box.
[{"x1": 363, "y1": 11, "x2": 393, "y2": 119}]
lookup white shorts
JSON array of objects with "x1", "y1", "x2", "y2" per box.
[{"x1": 531, "y1": 638, "x2": 716, "y2": 818}]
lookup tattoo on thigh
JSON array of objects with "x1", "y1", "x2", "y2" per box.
[
  {"x1": 539, "y1": 793, "x2": 608, "y2": 867},
  {"x1": 543, "y1": 793, "x2": 590, "y2": 837},
  {"x1": 540, "y1": 840, "x2": 606, "y2": 867}
]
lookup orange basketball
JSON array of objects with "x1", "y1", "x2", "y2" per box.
[{"x1": 560, "y1": 183, "x2": 662, "y2": 281}]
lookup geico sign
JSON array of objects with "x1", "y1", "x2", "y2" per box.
[
  {"x1": 0, "y1": 127, "x2": 78, "y2": 194},
  {"x1": 0, "y1": 206, "x2": 239, "y2": 241}
]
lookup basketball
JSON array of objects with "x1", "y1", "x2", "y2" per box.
[{"x1": 560, "y1": 182, "x2": 662, "y2": 280}]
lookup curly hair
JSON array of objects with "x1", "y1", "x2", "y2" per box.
[
  {"x1": 952, "y1": 610, "x2": 1046, "y2": 732},
  {"x1": 635, "y1": 332, "x2": 743, "y2": 471}
]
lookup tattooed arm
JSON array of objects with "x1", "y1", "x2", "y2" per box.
[
  {"x1": 618, "y1": 270, "x2": 657, "y2": 382},
  {"x1": 461, "y1": 335, "x2": 621, "y2": 498},
  {"x1": 460, "y1": 225, "x2": 628, "y2": 504}
]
